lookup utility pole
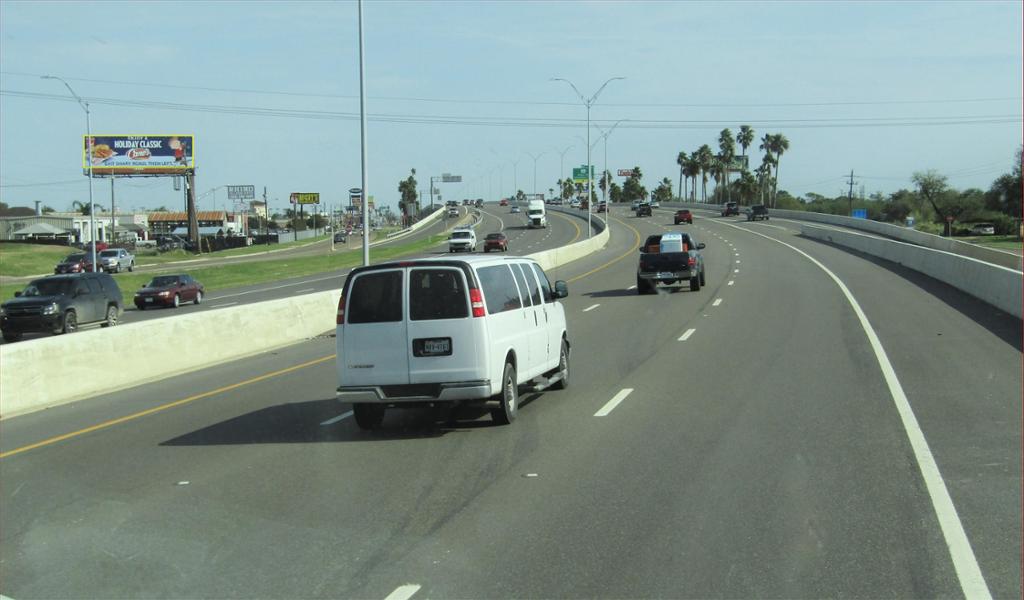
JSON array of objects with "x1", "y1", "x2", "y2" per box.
[
  {"x1": 847, "y1": 169, "x2": 856, "y2": 216},
  {"x1": 263, "y1": 186, "x2": 270, "y2": 246},
  {"x1": 110, "y1": 177, "x2": 116, "y2": 245}
]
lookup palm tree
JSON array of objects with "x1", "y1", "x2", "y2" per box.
[
  {"x1": 755, "y1": 157, "x2": 774, "y2": 205},
  {"x1": 718, "y1": 128, "x2": 735, "y2": 202},
  {"x1": 676, "y1": 151, "x2": 688, "y2": 201},
  {"x1": 737, "y1": 125, "x2": 755, "y2": 161},
  {"x1": 758, "y1": 134, "x2": 775, "y2": 205},
  {"x1": 71, "y1": 200, "x2": 92, "y2": 215},
  {"x1": 684, "y1": 157, "x2": 701, "y2": 202},
  {"x1": 696, "y1": 145, "x2": 714, "y2": 202},
  {"x1": 768, "y1": 133, "x2": 790, "y2": 208}
]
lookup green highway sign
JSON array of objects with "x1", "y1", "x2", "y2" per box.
[{"x1": 572, "y1": 165, "x2": 594, "y2": 182}]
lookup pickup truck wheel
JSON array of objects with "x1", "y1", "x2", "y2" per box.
[
  {"x1": 353, "y1": 403, "x2": 385, "y2": 430},
  {"x1": 490, "y1": 362, "x2": 518, "y2": 425},
  {"x1": 100, "y1": 305, "x2": 118, "y2": 328},
  {"x1": 551, "y1": 340, "x2": 570, "y2": 390},
  {"x1": 690, "y1": 274, "x2": 701, "y2": 292},
  {"x1": 61, "y1": 310, "x2": 77, "y2": 334},
  {"x1": 699, "y1": 268, "x2": 706, "y2": 286},
  {"x1": 128, "y1": 262, "x2": 134, "y2": 272}
]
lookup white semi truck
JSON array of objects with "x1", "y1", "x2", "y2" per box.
[{"x1": 527, "y1": 196, "x2": 547, "y2": 228}]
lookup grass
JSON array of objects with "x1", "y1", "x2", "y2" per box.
[
  {"x1": 0, "y1": 243, "x2": 78, "y2": 277},
  {"x1": 0, "y1": 233, "x2": 449, "y2": 302},
  {"x1": 957, "y1": 235, "x2": 1022, "y2": 254}
]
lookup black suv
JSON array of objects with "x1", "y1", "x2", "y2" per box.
[
  {"x1": 1, "y1": 272, "x2": 124, "y2": 342},
  {"x1": 745, "y1": 204, "x2": 770, "y2": 221},
  {"x1": 721, "y1": 202, "x2": 739, "y2": 216}
]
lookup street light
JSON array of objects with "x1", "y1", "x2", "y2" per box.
[
  {"x1": 551, "y1": 76, "x2": 625, "y2": 237},
  {"x1": 524, "y1": 151, "x2": 548, "y2": 195},
  {"x1": 593, "y1": 119, "x2": 627, "y2": 230},
  {"x1": 42, "y1": 75, "x2": 97, "y2": 271},
  {"x1": 556, "y1": 144, "x2": 573, "y2": 200}
]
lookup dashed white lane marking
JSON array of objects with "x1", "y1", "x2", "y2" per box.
[
  {"x1": 717, "y1": 220, "x2": 993, "y2": 600},
  {"x1": 734, "y1": 269, "x2": 739, "y2": 273},
  {"x1": 384, "y1": 585, "x2": 422, "y2": 600},
  {"x1": 211, "y1": 302, "x2": 238, "y2": 308},
  {"x1": 678, "y1": 328, "x2": 696, "y2": 341},
  {"x1": 627, "y1": 285, "x2": 637, "y2": 290},
  {"x1": 582, "y1": 304, "x2": 600, "y2": 312},
  {"x1": 320, "y1": 411, "x2": 353, "y2": 426},
  {"x1": 712, "y1": 298, "x2": 723, "y2": 307},
  {"x1": 727, "y1": 280, "x2": 735, "y2": 286},
  {"x1": 295, "y1": 288, "x2": 315, "y2": 293},
  {"x1": 594, "y1": 388, "x2": 634, "y2": 417},
  {"x1": 736, "y1": 260, "x2": 741, "y2": 264}
]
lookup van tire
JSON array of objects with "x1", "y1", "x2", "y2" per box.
[
  {"x1": 353, "y1": 403, "x2": 385, "y2": 430},
  {"x1": 699, "y1": 268, "x2": 706, "y2": 286},
  {"x1": 690, "y1": 274, "x2": 701, "y2": 291},
  {"x1": 490, "y1": 362, "x2": 518, "y2": 425},
  {"x1": 61, "y1": 310, "x2": 77, "y2": 334},
  {"x1": 551, "y1": 340, "x2": 569, "y2": 390}
]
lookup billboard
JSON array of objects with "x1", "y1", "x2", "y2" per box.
[
  {"x1": 291, "y1": 193, "x2": 320, "y2": 205},
  {"x1": 84, "y1": 135, "x2": 194, "y2": 175},
  {"x1": 227, "y1": 185, "x2": 255, "y2": 200}
]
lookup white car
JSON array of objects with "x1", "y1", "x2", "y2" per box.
[
  {"x1": 335, "y1": 256, "x2": 571, "y2": 428},
  {"x1": 448, "y1": 228, "x2": 476, "y2": 252},
  {"x1": 569, "y1": 199, "x2": 581, "y2": 209},
  {"x1": 970, "y1": 223, "x2": 996, "y2": 235}
]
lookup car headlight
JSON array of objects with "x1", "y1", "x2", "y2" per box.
[
  {"x1": 158, "y1": 291, "x2": 170, "y2": 297},
  {"x1": 41, "y1": 302, "x2": 59, "y2": 315},
  {"x1": 0, "y1": 305, "x2": 6, "y2": 317}
]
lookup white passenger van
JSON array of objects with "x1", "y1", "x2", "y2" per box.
[{"x1": 335, "y1": 256, "x2": 571, "y2": 429}]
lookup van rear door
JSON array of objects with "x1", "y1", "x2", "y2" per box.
[
  {"x1": 340, "y1": 269, "x2": 408, "y2": 386},
  {"x1": 406, "y1": 266, "x2": 483, "y2": 384}
]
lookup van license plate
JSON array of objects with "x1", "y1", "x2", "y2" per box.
[
  {"x1": 658, "y1": 272, "x2": 673, "y2": 279},
  {"x1": 414, "y1": 337, "x2": 452, "y2": 357}
]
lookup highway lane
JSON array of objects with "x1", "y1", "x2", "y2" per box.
[{"x1": 0, "y1": 205, "x2": 1018, "y2": 599}]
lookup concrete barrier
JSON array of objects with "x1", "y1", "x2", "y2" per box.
[
  {"x1": 801, "y1": 224, "x2": 1022, "y2": 320},
  {"x1": 0, "y1": 207, "x2": 610, "y2": 418},
  {"x1": 383, "y1": 206, "x2": 443, "y2": 241}
]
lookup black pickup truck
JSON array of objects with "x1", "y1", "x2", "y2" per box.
[
  {"x1": 636, "y1": 232, "x2": 706, "y2": 294},
  {"x1": 635, "y1": 202, "x2": 653, "y2": 217}
]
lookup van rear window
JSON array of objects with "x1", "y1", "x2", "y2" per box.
[
  {"x1": 410, "y1": 269, "x2": 468, "y2": 321},
  {"x1": 477, "y1": 265, "x2": 522, "y2": 314},
  {"x1": 348, "y1": 271, "x2": 403, "y2": 323}
]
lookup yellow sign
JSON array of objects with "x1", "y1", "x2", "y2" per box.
[{"x1": 293, "y1": 193, "x2": 320, "y2": 205}]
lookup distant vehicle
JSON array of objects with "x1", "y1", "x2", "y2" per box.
[
  {"x1": 649, "y1": 200, "x2": 660, "y2": 208},
  {"x1": 511, "y1": 205, "x2": 521, "y2": 214},
  {"x1": 54, "y1": 253, "x2": 94, "y2": 274},
  {"x1": 745, "y1": 204, "x2": 770, "y2": 221},
  {"x1": 721, "y1": 202, "x2": 740, "y2": 217},
  {"x1": 597, "y1": 202, "x2": 607, "y2": 213},
  {"x1": 569, "y1": 198, "x2": 581, "y2": 209},
  {"x1": 970, "y1": 223, "x2": 996, "y2": 235},
  {"x1": 550, "y1": 198, "x2": 563, "y2": 205},
  {"x1": 334, "y1": 232, "x2": 348, "y2": 243},
  {"x1": 134, "y1": 274, "x2": 204, "y2": 309},
  {"x1": 446, "y1": 200, "x2": 459, "y2": 208},
  {"x1": 483, "y1": 232, "x2": 509, "y2": 252},
  {"x1": 81, "y1": 241, "x2": 109, "y2": 255},
  {"x1": 631, "y1": 200, "x2": 641, "y2": 212},
  {"x1": 335, "y1": 255, "x2": 570, "y2": 428},
  {"x1": 448, "y1": 228, "x2": 476, "y2": 253},
  {"x1": 499, "y1": 199, "x2": 508, "y2": 207},
  {"x1": 475, "y1": 199, "x2": 484, "y2": 207},
  {"x1": 674, "y1": 209, "x2": 693, "y2": 225},
  {"x1": 447, "y1": 207, "x2": 459, "y2": 218},
  {"x1": 1, "y1": 272, "x2": 123, "y2": 341},
  {"x1": 636, "y1": 203, "x2": 652, "y2": 217},
  {"x1": 580, "y1": 200, "x2": 589, "y2": 211},
  {"x1": 97, "y1": 248, "x2": 135, "y2": 273},
  {"x1": 636, "y1": 232, "x2": 706, "y2": 294},
  {"x1": 527, "y1": 199, "x2": 547, "y2": 228},
  {"x1": 463, "y1": 199, "x2": 471, "y2": 206}
]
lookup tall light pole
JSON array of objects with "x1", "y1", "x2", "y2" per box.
[
  {"x1": 551, "y1": 76, "x2": 625, "y2": 237},
  {"x1": 357, "y1": 0, "x2": 370, "y2": 266},
  {"x1": 525, "y1": 151, "x2": 548, "y2": 195},
  {"x1": 43, "y1": 75, "x2": 97, "y2": 270},
  {"x1": 593, "y1": 119, "x2": 626, "y2": 228},
  {"x1": 511, "y1": 158, "x2": 521, "y2": 200},
  {"x1": 556, "y1": 144, "x2": 573, "y2": 199}
]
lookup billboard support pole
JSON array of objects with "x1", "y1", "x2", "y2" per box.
[
  {"x1": 358, "y1": 0, "x2": 370, "y2": 266},
  {"x1": 186, "y1": 172, "x2": 199, "y2": 253},
  {"x1": 110, "y1": 177, "x2": 116, "y2": 245}
]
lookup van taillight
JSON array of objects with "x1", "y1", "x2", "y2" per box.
[
  {"x1": 469, "y1": 288, "x2": 485, "y2": 317},
  {"x1": 336, "y1": 294, "x2": 346, "y2": 325}
]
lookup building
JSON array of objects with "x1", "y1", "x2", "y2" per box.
[
  {"x1": 0, "y1": 210, "x2": 148, "y2": 243},
  {"x1": 149, "y1": 211, "x2": 234, "y2": 235},
  {"x1": 250, "y1": 201, "x2": 267, "y2": 219}
]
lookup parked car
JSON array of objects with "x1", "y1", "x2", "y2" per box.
[
  {"x1": 448, "y1": 228, "x2": 477, "y2": 253},
  {"x1": 1, "y1": 272, "x2": 123, "y2": 341},
  {"x1": 334, "y1": 232, "x2": 348, "y2": 243},
  {"x1": 636, "y1": 232, "x2": 706, "y2": 294},
  {"x1": 721, "y1": 202, "x2": 740, "y2": 217},
  {"x1": 97, "y1": 248, "x2": 135, "y2": 273},
  {"x1": 483, "y1": 232, "x2": 509, "y2": 252},
  {"x1": 674, "y1": 209, "x2": 693, "y2": 225},
  {"x1": 970, "y1": 222, "x2": 996, "y2": 235},
  {"x1": 54, "y1": 253, "x2": 95, "y2": 274},
  {"x1": 134, "y1": 274, "x2": 204, "y2": 309},
  {"x1": 335, "y1": 256, "x2": 570, "y2": 428},
  {"x1": 81, "y1": 241, "x2": 109, "y2": 255},
  {"x1": 745, "y1": 204, "x2": 770, "y2": 221}
]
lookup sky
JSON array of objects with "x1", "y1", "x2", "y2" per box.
[{"x1": 1, "y1": 0, "x2": 1021, "y2": 216}]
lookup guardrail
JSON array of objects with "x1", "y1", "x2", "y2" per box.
[
  {"x1": 0, "y1": 206, "x2": 610, "y2": 418},
  {"x1": 801, "y1": 223, "x2": 1022, "y2": 320}
]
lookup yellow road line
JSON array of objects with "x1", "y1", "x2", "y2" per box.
[
  {"x1": 549, "y1": 210, "x2": 582, "y2": 245},
  {"x1": 567, "y1": 216, "x2": 642, "y2": 283},
  {"x1": 0, "y1": 354, "x2": 336, "y2": 460}
]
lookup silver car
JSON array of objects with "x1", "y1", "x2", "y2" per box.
[{"x1": 97, "y1": 248, "x2": 135, "y2": 273}]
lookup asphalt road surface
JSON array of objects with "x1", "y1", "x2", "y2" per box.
[{"x1": 1, "y1": 205, "x2": 1019, "y2": 599}]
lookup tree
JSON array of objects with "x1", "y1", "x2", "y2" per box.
[
  {"x1": 737, "y1": 125, "x2": 755, "y2": 160},
  {"x1": 622, "y1": 166, "x2": 647, "y2": 203},
  {"x1": 609, "y1": 181, "x2": 623, "y2": 204},
  {"x1": 985, "y1": 145, "x2": 1022, "y2": 222},
  {"x1": 912, "y1": 170, "x2": 952, "y2": 235},
  {"x1": 559, "y1": 178, "x2": 574, "y2": 201},
  {"x1": 696, "y1": 145, "x2": 714, "y2": 202},
  {"x1": 684, "y1": 155, "x2": 700, "y2": 202},
  {"x1": 71, "y1": 200, "x2": 92, "y2": 215},
  {"x1": 153, "y1": 205, "x2": 170, "y2": 212},
  {"x1": 768, "y1": 133, "x2": 790, "y2": 207},
  {"x1": 41, "y1": 205, "x2": 56, "y2": 214},
  {"x1": 598, "y1": 170, "x2": 613, "y2": 195},
  {"x1": 515, "y1": 190, "x2": 526, "y2": 203},
  {"x1": 676, "y1": 151, "x2": 688, "y2": 200},
  {"x1": 397, "y1": 168, "x2": 418, "y2": 221},
  {"x1": 653, "y1": 177, "x2": 673, "y2": 203},
  {"x1": 733, "y1": 170, "x2": 758, "y2": 205},
  {"x1": 718, "y1": 128, "x2": 735, "y2": 202},
  {"x1": 755, "y1": 157, "x2": 774, "y2": 205}
]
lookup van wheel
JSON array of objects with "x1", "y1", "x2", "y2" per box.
[
  {"x1": 690, "y1": 274, "x2": 701, "y2": 291},
  {"x1": 100, "y1": 305, "x2": 118, "y2": 328},
  {"x1": 353, "y1": 403, "x2": 385, "y2": 430},
  {"x1": 551, "y1": 340, "x2": 570, "y2": 390},
  {"x1": 62, "y1": 310, "x2": 78, "y2": 334},
  {"x1": 490, "y1": 362, "x2": 518, "y2": 425}
]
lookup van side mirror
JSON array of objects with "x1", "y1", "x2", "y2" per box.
[
  {"x1": 553, "y1": 280, "x2": 569, "y2": 299},
  {"x1": 697, "y1": 242, "x2": 706, "y2": 249},
  {"x1": 14, "y1": 291, "x2": 22, "y2": 297}
]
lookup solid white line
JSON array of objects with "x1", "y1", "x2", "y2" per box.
[
  {"x1": 211, "y1": 273, "x2": 344, "y2": 300},
  {"x1": 627, "y1": 285, "x2": 637, "y2": 290},
  {"x1": 727, "y1": 280, "x2": 735, "y2": 286},
  {"x1": 295, "y1": 288, "x2": 315, "y2": 293},
  {"x1": 719, "y1": 221, "x2": 993, "y2": 599},
  {"x1": 712, "y1": 298, "x2": 722, "y2": 306},
  {"x1": 678, "y1": 328, "x2": 696, "y2": 341},
  {"x1": 320, "y1": 411, "x2": 353, "y2": 426},
  {"x1": 211, "y1": 302, "x2": 238, "y2": 308},
  {"x1": 582, "y1": 303, "x2": 600, "y2": 312},
  {"x1": 384, "y1": 585, "x2": 421, "y2": 600},
  {"x1": 594, "y1": 388, "x2": 634, "y2": 417}
]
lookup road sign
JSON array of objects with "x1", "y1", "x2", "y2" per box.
[
  {"x1": 572, "y1": 166, "x2": 594, "y2": 182},
  {"x1": 441, "y1": 173, "x2": 462, "y2": 183},
  {"x1": 852, "y1": 208, "x2": 867, "y2": 219},
  {"x1": 227, "y1": 185, "x2": 255, "y2": 200},
  {"x1": 293, "y1": 192, "x2": 320, "y2": 205},
  {"x1": 617, "y1": 168, "x2": 634, "y2": 177}
]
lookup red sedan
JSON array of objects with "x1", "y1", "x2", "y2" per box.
[
  {"x1": 499, "y1": 199, "x2": 508, "y2": 206},
  {"x1": 134, "y1": 274, "x2": 205, "y2": 309},
  {"x1": 483, "y1": 232, "x2": 509, "y2": 252},
  {"x1": 674, "y1": 209, "x2": 693, "y2": 225},
  {"x1": 54, "y1": 253, "x2": 95, "y2": 274}
]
